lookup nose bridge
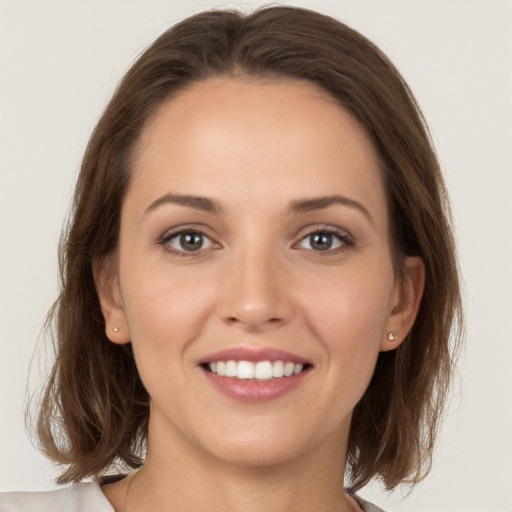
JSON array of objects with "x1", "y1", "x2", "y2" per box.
[{"x1": 220, "y1": 235, "x2": 291, "y2": 329}]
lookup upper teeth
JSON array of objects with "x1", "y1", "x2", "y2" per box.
[{"x1": 209, "y1": 360, "x2": 304, "y2": 380}]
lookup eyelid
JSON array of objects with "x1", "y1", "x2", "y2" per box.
[
  {"x1": 293, "y1": 224, "x2": 354, "y2": 252},
  {"x1": 159, "y1": 225, "x2": 221, "y2": 256},
  {"x1": 157, "y1": 223, "x2": 354, "y2": 257}
]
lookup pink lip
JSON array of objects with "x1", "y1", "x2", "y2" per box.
[
  {"x1": 199, "y1": 347, "x2": 311, "y2": 365},
  {"x1": 198, "y1": 346, "x2": 313, "y2": 403},
  {"x1": 201, "y1": 368, "x2": 310, "y2": 403}
]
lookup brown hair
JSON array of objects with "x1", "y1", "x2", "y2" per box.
[{"x1": 35, "y1": 6, "x2": 462, "y2": 491}]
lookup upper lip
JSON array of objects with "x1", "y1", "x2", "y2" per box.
[{"x1": 198, "y1": 347, "x2": 312, "y2": 365}]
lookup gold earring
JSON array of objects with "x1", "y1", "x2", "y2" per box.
[
  {"x1": 387, "y1": 332, "x2": 397, "y2": 341},
  {"x1": 112, "y1": 327, "x2": 119, "y2": 333}
]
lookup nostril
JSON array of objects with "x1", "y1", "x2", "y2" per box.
[
  {"x1": 225, "y1": 315, "x2": 282, "y2": 325},
  {"x1": 221, "y1": 295, "x2": 291, "y2": 330}
]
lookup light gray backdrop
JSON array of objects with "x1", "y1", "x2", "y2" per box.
[{"x1": 1, "y1": 1, "x2": 511, "y2": 511}]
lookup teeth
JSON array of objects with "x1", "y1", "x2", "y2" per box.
[
  {"x1": 284, "y1": 362, "x2": 295, "y2": 377},
  {"x1": 237, "y1": 360, "x2": 255, "y2": 379},
  {"x1": 208, "y1": 360, "x2": 305, "y2": 380},
  {"x1": 225, "y1": 360, "x2": 237, "y2": 377},
  {"x1": 272, "y1": 360, "x2": 284, "y2": 378},
  {"x1": 255, "y1": 361, "x2": 273, "y2": 380}
]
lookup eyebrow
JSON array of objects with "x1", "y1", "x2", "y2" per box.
[
  {"x1": 144, "y1": 193, "x2": 222, "y2": 215},
  {"x1": 144, "y1": 192, "x2": 373, "y2": 224},
  {"x1": 288, "y1": 195, "x2": 373, "y2": 225}
]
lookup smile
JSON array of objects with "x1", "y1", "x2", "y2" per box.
[
  {"x1": 206, "y1": 360, "x2": 307, "y2": 380},
  {"x1": 199, "y1": 348, "x2": 313, "y2": 402}
]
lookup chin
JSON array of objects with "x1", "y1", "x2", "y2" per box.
[
  {"x1": 210, "y1": 441, "x2": 303, "y2": 469},
  {"x1": 198, "y1": 422, "x2": 331, "y2": 469}
]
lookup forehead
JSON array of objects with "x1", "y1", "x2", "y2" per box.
[{"x1": 128, "y1": 77, "x2": 387, "y2": 222}]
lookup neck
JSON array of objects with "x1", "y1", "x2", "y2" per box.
[{"x1": 104, "y1": 414, "x2": 359, "y2": 512}]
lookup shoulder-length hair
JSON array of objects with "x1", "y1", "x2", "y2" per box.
[{"x1": 35, "y1": 6, "x2": 462, "y2": 491}]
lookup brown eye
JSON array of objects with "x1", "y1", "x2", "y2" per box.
[
  {"x1": 166, "y1": 231, "x2": 213, "y2": 253},
  {"x1": 309, "y1": 233, "x2": 335, "y2": 251},
  {"x1": 180, "y1": 233, "x2": 204, "y2": 251},
  {"x1": 297, "y1": 230, "x2": 347, "y2": 252}
]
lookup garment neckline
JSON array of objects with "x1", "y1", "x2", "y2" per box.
[{"x1": 91, "y1": 474, "x2": 380, "y2": 512}]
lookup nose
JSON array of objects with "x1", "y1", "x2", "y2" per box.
[{"x1": 219, "y1": 245, "x2": 293, "y2": 332}]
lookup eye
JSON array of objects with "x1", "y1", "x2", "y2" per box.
[
  {"x1": 296, "y1": 229, "x2": 352, "y2": 252},
  {"x1": 163, "y1": 230, "x2": 215, "y2": 254}
]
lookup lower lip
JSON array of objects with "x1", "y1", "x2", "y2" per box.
[{"x1": 201, "y1": 367, "x2": 310, "y2": 402}]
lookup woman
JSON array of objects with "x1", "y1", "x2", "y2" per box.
[{"x1": 0, "y1": 6, "x2": 462, "y2": 512}]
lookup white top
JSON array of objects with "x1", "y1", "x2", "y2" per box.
[
  {"x1": 0, "y1": 480, "x2": 385, "y2": 512},
  {"x1": 0, "y1": 482, "x2": 113, "y2": 511}
]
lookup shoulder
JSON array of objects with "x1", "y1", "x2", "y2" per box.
[
  {"x1": 353, "y1": 493, "x2": 388, "y2": 512},
  {"x1": 0, "y1": 481, "x2": 114, "y2": 512}
]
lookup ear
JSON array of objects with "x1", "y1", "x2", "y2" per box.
[
  {"x1": 93, "y1": 255, "x2": 131, "y2": 345},
  {"x1": 380, "y1": 256, "x2": 425, "y2": 352}
]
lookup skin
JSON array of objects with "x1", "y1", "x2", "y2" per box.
[{"x1": 95, "y1": 77, "x2": 424, "y2": 512}]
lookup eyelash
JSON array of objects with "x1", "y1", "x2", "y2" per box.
[
  {"x1": 294, "y1": 226, "x2": 354, "y2": 254},
  {"x1": 159, "y1": 227, "x2": 218, "y2": 258},
  {"x1": 159, "y1": 225, "x2": 354, "y2": 257}
]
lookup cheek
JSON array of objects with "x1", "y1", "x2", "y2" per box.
[
  {"x1": 121, "y1": 250, "x2": 216, "y2": 331},
  {"x1": 301, "y1": 260, "x2": 393, "y2": 338},
  {"x1": 298, "y1": 262, "x2": 394, "y2": 384},
  {"x1": 118, "y1": 259, "x2": 218, "y2": 388}
]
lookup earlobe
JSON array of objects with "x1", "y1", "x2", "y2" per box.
[
  {"x1": 380, "y1": 256, "x2": 425, "y2": 352},
  {"x1": 93, "y1": 256, "x2": 131, "y2": 345}
]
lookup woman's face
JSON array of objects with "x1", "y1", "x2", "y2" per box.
[{"x1": 99, "y1": 77, "x2": 421, "y2": 468}]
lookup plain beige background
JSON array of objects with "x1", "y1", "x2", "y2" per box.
[{"x1": 1, "y1": 1, "x2": 511, "y2": 511}]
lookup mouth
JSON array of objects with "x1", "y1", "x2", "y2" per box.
[
  {"x1": 201, "y1": 360, "x2": 313, "y2": 381},
  {"x1": 198, "y1": 347, "x2": 313, "y2": 402}
]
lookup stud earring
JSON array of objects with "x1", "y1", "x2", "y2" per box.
[
  {"x1": 387, "y1": 332, "x2": 397, "y2": 341},
  {"x1": 112, "y1": 327, "x2": 119, "y2": 333}
]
